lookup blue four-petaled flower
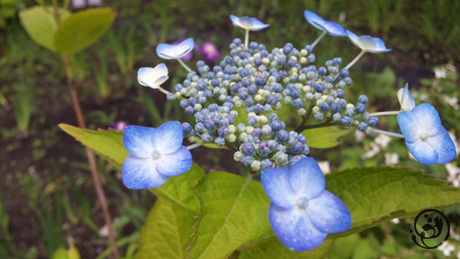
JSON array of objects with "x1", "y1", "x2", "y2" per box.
[
  {"x1": 346, "y1": 30, "x2": 391, "y2": 53},
  {"x1": 122, "y1": 121, "x2": 192, "y2": 189},
  {"x1": 156, "y1": 38, "x2": 195, "y2": 60},
  {"x1": 261, "y1": 157, "x2": 351, "y2": 251},
  {"x1": 304, "y1": 10, "x2": 347, "y2": 37},
  {"x1": 397, "y1": 103, "x2": 456, "y2": 165},
  {"x1": 230, "y1": 15, "x2": 270, "y2": 31}
]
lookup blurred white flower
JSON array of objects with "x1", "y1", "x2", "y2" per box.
[
  {"x1": 318, "y1": 161, "x2": 331, "y2": 174},
  {"x1": 434, "y1": 67, "x2": 447, "y2": 79},
  {"x1": 355, "y1": 129, "x2": 365, "y2": 142},
  {"x1": 375, "y1": 134, "x2": 391, "y2": 149},
  {"x1": 362, "y1": 142, "x2": 380, "y2": 159},
  {"x1": 443, "y1": 95, "x2": 459, "y2": 110},
  {"x1": 385, "y1": 153, "x2": 399, "y2": 166},
  {"x1": 391, "y1": 218, "x2": 400, "y2": 224},
  {"x1": 438, "y1": 241, "x2": 455, "y2": 257}
]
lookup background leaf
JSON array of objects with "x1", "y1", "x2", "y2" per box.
[
  {"x1": 325, "y1": 167, "x2": 460, "y2": 238},
  {"x1": 138, "y1": 197, "x2": 196, "y2": 259},
  {"x1": 189, "y1": 172, "x2": 271, "y2": 259},
  {"x1": 302, "y1": 126, "x2": 351, "y2": 149},
  {"x1": 54, "y1": 8, "x2": 117, "y2": 54},
  {"x1": 58, "y1": 124, "x2": 128, "y2": 169},
  {"x1": 238, "y1": 237, "x2": 334, "y2": 259},
  {"x1": 18, "y1": 6, "x2": 70, "y2": 51}
]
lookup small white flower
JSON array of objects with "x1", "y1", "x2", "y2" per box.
[
  {"x1": 438, "y1": 241, "x2": 455, "y2": 257},
  {"x1": 434, "y1": 67, "x2": 447, "y2": 79},
  {"x1": 318, "y1": 161, "x2": 331, "y2": 174},
  {"x1": 391, "y1": 218, "x2": 400, "y2": 224},
  {"x1": 443, "y1": 95, "x2": 459, "y2": 110},
  {"x1": 137, "y1": 64, "x2": 169, "y2": 89},
  {"x1": 355, "y1": 129, "x2": 365, "y2": 142},
  {"x1": 385, "y1": 153, "x2": 399, "y2": 166},
  {"x1": 375, "y1": 134, "x2": 391, "y2": 149},
  {"x1": 362, "y1": 142, "x2": 381, "y2": 159}
]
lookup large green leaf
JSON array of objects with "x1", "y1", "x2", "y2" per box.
[
  {"x1": 54, "y1": 8, "x2": 117, "y2": 54},
  {"x1": 326, "y1": 167, "x2": 460, "y2": 238},
  {"x1": 138, "y1": 197, "x2": 196, "y2": 259},
  {"x1": 238, "y1": 237, "x2": 334, "y2": 259},
  {"x1": 18, "y1": 6, "x2": 71, "y2": 51},
  {"x1": 189, "y1": 172, "x2": 271, "y2": 259},
  {"x1": 274, "y1": 103, "x2": 291, "y2": 121},
  {"x1": 58, "y1": 124, "x2": 128, "y2": 169},
  {"x1": 233, "y1": 107, "x2": 248, "y2": 126},
  {"x1": 302, "y1": 126, "x2": 351, "y2": 149},
  {"x1": 152, "y1": 163, "x2": 205, "y2": 214}
]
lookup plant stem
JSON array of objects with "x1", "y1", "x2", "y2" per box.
[
  {"x1": 244, "y1": 29, "x2": 249, "y2": 49},
  {"x1": 311, "y1": 31, "x2": 327, "y2": 49},
  {"x1": 294, "y1": 102, "x2": 314, "y2": 132},
  {"x1": 62, "y1": 54, "x2": 119, "y2": 259},
  {"x1": 344, "y1": 49, "x2": 366, "y2": 70},
  {"x1": 368, "y1": 111, "x2": 401, "y2": 117},
  {"x1": 177, "y1": 58, "x2": 192, "y2": 72},
  {"x1": 373, "y1": 129, "x2": 405, "y2": 138}
]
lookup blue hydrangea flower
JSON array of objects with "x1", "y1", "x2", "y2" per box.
[
  {"x1": 346, "y1": 30, "x2": 391, "y2": 53},
  {"x1": 229, "y1": 15, "x2": 270, "y2": 31},
  {"x1": 397, "y1": 83, "x2": 415, "y2": 111},
  {"x1": 397, "y1": 103, "x2": 456, "y2": 165},
  {"x1": 122, "y1": 121, "x2": 192, "y2": 189},
  {"x1": 137, "y1": 64, "x2": 169, "y2": 89},
  {"x1": 261, "y1": 157, "x2": 351, "y2": 251},
  {"x1": 304, "y1": 10, "x2": 346, "y2": 37},
  {"x1": 156, "y1": 38, "x2": 195, "y2": 60}
]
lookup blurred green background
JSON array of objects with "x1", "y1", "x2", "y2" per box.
[{"x1": 0, "y1": 0, "x2": 459, "y2": 258}]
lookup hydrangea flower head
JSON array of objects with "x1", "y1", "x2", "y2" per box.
[
  {"x1": 346, "y1": 30, "x2": 391, "y2": 53},
  {"x1": 156, "y1": 38, "x2": 195, "y2": 60},
  {"x1": 397, "y1": 83, "x2": 416, "y2": 111},
  {"x1": 261, "y1": 157, "x2": 351, "y2": 251},
  {"x1": 137, "y1": 64, "x2": 169, "y2": 89},
  {"x1": 397, "y1": 103, "x2": 456, "y2": 164},
  {"x1": 122, "y1": 121, "x2": 192, "y2": 189},
  {"x1": 230, "y1": 15, "x2": 270, "y2": 31},
  {"x1": 304, "y1": 10, "x2": 347, "y2": 37}
]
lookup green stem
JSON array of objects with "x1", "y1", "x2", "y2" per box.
[
  {"x1": 244, "y1": 28, "x2": 249, "y2": 49},
  {"x1": 177, "y1": 58, "x2": 192, "y2": 72},
  {"x1": 310, "y1": 31, "x2": 327, "y2": 49},
  {"x1": 294, "y1": 101, "x2": 314, "y2": 132},
  {"x1": 344, "y1": 50, "x2": 366, "y2": 70}
]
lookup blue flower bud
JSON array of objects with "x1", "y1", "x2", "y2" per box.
[
  {"x1": 255, "y1": 76, "x2": 265, "y2": 86},
  {"x1": 261, "y1": 159, "x2": 273, "y2": 169},
  {"x1": 217, "y1": 126, "x2": 229, "y2": 137},
  {"x1": 260, "y1": 50, "x2": 269, "y2": 57},
  {"x1": 296, "y1": 134, "x2": 307, "y2": 144},
  {"x1": 269, "y1": 120, "x2": 282, "y2": 131},
  {"x1": 304, "y1": 45, "x2": 312, "y2": 52},
  {"x1": 318, "y1": 67, "x2": 327, "y2": 75},
  {"x1": 358, "y1": 94, "x2": 368, "y2": 104},
  {"x1": 341, "y1": 116, "x2": 352, "y2": 126},
  {"x1": 289, "y1": 155, "x2": 303, "y2": 167},
  {"x1": 331, "y1": 102, "x2": 342, "y2": 113},
  {"x1": 204, "y1": 119, "x2": 215, "y2": 131},
  {"x1": 241, "y1": 155, "x2": 253, "y2": 166},
  {"x1": 253, "y1": 127, "x2": 263, "y2": 138},
  {"x1": 249, "y1": 41, "x2": 258, "y2": 49},
  {"x1": 195, "y1": 113, "x2": 205, "y2": 123},
  {"x1": 367, "y1": 116, "x2": 379, "y2": 127},
  {"x1": 230, "y1": 110, "x2": 238, "y2": 118},
  {"x1": 333, "y1": 57, "x2": 342, "y2": 65},
  {"x1": 284, "y1": 96, "x2": 293, "y2": 104},
  {"x1": 225, "y1": 56, "x2": 234, "y2": 64},
  {"x1": 166, "y1": 93, "x2": 175, "y2": 100},
  {"x1": 343, "y1": 77, "x2": 352, "y2": 86},
  {"x1": 339, "y1": 69, "x2": 349, "y2": 77},
  {"x1": 307, "y1": 54, "x2": 316, "y2": 63},
  {"x1": 241, "y1": 143, "x2": 255, "y2": 155},
  {"x1": 175, "y1": 84, "x2": 183, "y2": 92},
  {"x1": 357, "y1": 122, "x2": 367, "y2": 131},
  {"x1": 259, "y1": 142, "x2": 270, "y2": 156},
  {"x1": 338, "y1": 99, "x2": 347, "y2": 108},
  {"x1": 326, "y1": 96, "x2": 335, "y2": 104},
  {"x1": 277, "y1": 56, "x2": 286, "y2": 66},
  {"x1": 207, "y1": 72, "x2": 216, "y2": 79},
  {"x1": 355, "y1": 103, "x2": 366, "y2": 114},
  {"x1": 302, "y1": 145, "x2": 310, "y2": 155},
  {"x1": 215, "y1": 137, "x2": 226, "y2": 147},
  {"x1": 277, "y1": 144, "x2": 287, "y2": 153},
  {"x1": 196, "y1": 60, "x2": 205, "y2": 67},
  {"x1": 220, "y1": 118, "x2": 230, "y2": 127},
  {"x1": 262, "y1": 125, "x2": 272, "y2": 135},
  {"x1": 269, "y1": 113, "x2": 279, "y2": 122},
  {"x1": 314, "y1": 112, "x2": 324, "y2": 120},
  {"x1": 201, "y1": 132, "x2": 211, "y2": 142},
  {"x1": 243, "y1": 134, "x2": 254, "y2": 143},
  {"x1": 231, "y1": 83, "x2": 240, "y2": 93},
  {"x1": 290, "y1": 88, "x2": 301, "y2": 98},
  {"x1": 205, "y1": 90, "x2": 213, "y2": 98},
  {"x1": 278, "y1": 130, "x2": 290, "y2": 142},
  {"x1": 247, "y1": 116, "x2": 257, "y2": 126},
  {"x1": 247, "y1": 85, "x2": 257, "y2": 95},
  {"x1": 245, "y1": 98, "x2": 255, "y2": 106},
  {"x1": 185, "y1": 106, "x2": 195, "y2": 115},
  {"x1": 188, "y1": 97, "x2": 197, "y2": 106},
  {"x1": 212, "y1": 115, "x2": 221, "y2": 124},
  {"x1": 182, "y1": 122, "x2": 193, "y2": 134},
  {"x1": 287, "y1": 59, "x2": 296, "y2": 67},
  {"x1": 195, "y1": 123, "x2": 204, "y2": 132},
  {"x1": 319, "y1": 102, "x2": 329, "y2": 112},
  {"x1": 345, "y1": 108, "x2": 355, "y2": 117},
  {"x1": 315, "y1": 82, "x2": 325, "y2": 93},
  {"x1": 208, "y1": 103, "x2": 218, "y2": 112},
  {"x1": 180, "y1": 100, "x2": 189, "y2": 108},
  {"x1": 223, "y1": 101, "x2": 233, "y2": 110},
  {"x1": 325, "y1": 60, "x2": 333, "y2": 66},
  {"x1": 332, "y1": 113, "x2": 342, "y2": 121},
  {"x1": 239, "y1": 69, "x2": 249, "y2": 78},
  {"x1": 293, "y1": 98, "x2": 304, "y2": 109},
  {"x1": 230, "y1": 49, "x2": 239, "y2": 56}
]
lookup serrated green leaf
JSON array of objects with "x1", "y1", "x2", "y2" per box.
[
  {"x1": 18, "y1": 6, "x2": 71, "y2": 51},
  {"x1": 238, "y1": 237, "x2": 334, "y2": 259},
  {"x1": 189, "y1": 172, "x2": 271, "y2": 259},
  {"x1": 302, "y1": 126, "x2": 351, "y2": 149},
  {"x1": 152, "y1": 163, "x2": 205, "y2": 214},
  {"x1": 58, "y1": 124, "x2": 128, "y2": 169},
  {"x1": 138, "y1": 197, "x2": 196, "y2": 259},
  {"x1": 54, "y1": 8, "x2": 116, "y2": 54},
  {"x1": 326, "y1": 167, "x2": 460, "y2": 238}
]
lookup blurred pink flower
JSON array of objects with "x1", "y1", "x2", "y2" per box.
[
  {"x1": 72, "y1": 0, "x2": 102, "y2": 9},
  {"x1": 112, "y1": 121, "x2": 128, "y2": 131},
  {"x1": 200, "y1": 41, "x2": 221, "y2": 63}
]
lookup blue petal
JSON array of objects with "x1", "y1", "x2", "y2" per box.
[
  {"x1": 346, "y1": 30, "x2": 362, "y2": 49},
  {"x1": 307, "y1": 190, "x2": 352, "y2": 233},
  {"x1": 397, "y1": 83, "x2": 415, "y2": 111},
  {"x1": 406, "y1": 140, "x2": 438, "y2": 165},
  {"x1": 123, "y1": 125, "x2": 155, "y2": 158},
  {"x1": 370, "y1": 37, "x2": 392, "y2": 53},
  {"x1": 156, "y1": 39, "x2": 194, "y2": 60},
  {"x1": 137, "y1": 64, "x2": 169, "y2": 89},
  {"x1": 156, "y1": 43, "x2": 175, "y2": 60},
  {"x1": 356, "y1": 35, "x2": 377, "y2": 51},
  {"x1": 427, "y1": 127, "x2": 457, "y2": 164},
  {"x1": 304, "y1": 10, "x2": 325, "y2": 31},
  {"x1": 321, "y1": 21, "x2": 347, "y2": 37},
  {"x1": 157, "y1": 146, "x2": 192, "y2": 176},
  {"x1": 230, "y1": 15, "x2": 269, "y2": 31},
  {"x1": 151, "y1": 121, "x2": 184, "y2": 154},
  {"x1": 269, "y1": 204, "x2": 327, "y2": 251},
  {"x1": 230, "y1": 14, "x2": 240, "y2": 25},
  {"x1": 261, "y1": 167, "x2": 297, "y2": 209},
  {"x1": 122, "y1": 156, "x2": 168, "y2": 189},
  {"x1": 289, "y1": 157, "x2": 325, "y2": 199},
  {"x1": 397, "y1": 103, "x2": 443, "y2": 143}
]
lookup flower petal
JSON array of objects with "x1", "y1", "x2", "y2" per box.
[
  {"x1": 307, "y1": 190, "x2": 352, "y2": 233},
  {"x1": 397, "y1": 83, "x2": 415, "y2": 111},
  {"x1": 370, "y1": 37, "x2": 392, "y2": 53},
  {"x1": 355, "y1": 35, "x2": 377, "y2": 51},
  {"x1": 261, "y1": 167, "x2": 297, "y2": 209},
  {"x1": 346, "y1": 30, "x2": 362, "y2": 49},
  {"x1": 156, "y1": 38, "x2": 194, "y2": 60},
  {"x1": 269, "y1": 204, "x2": 327, "y2": 251},
  {"x1": 406, "y1": 140, "x2": 438, "y2": 165},
  {"x1": 397, "y1": 103, "x2": 442, "y2": 143},
  {"x1": 426, "y1": 127, "x2": 457, "y2": 164},
  {"x1": 304, "y1": 10, "x2": 325, "y2": 31},
  {"x1": 151, "y1": 121, "x2": 184, "y2": 154},
  {"x1": 289, "y1": 157, "x2": 325, "y2": 199},
  {"x1": 123, "y1": 125, "x2": 155, "y2": 158},
  {"x1": 122, "y1": 156, "x2": 168, "y2": 189},
  {"x1": 230, "y1": 15, "x2": 269, "y2": 31},
  {"x1": 321, "y1": 21, "x2": 347, "y2": 37},
  {"x1": 157, "y1": 146, "x2": 192, "y2": 176},
  {"x1": 137, "y1": 64, "x2": 169, "y2": 89}
]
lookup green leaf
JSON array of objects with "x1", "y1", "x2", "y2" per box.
[
  {"x1": 273, "y1": 104, "x2": 290, "y2": 121},
  {"x1": 152, "y1": 163, "x2": 205, "y2": 215},
  {"x1": 238, "y1": 237, "x2": 334, "y2": 259},
  {"x1": 58, "y1": 124, "x2": 128, "y2": 169},
  {"x1": 326, "y1": 167, "x2": 460, "y2": 238},
  {"x1": 18, "y1": 6, "x2": 71, "y2": 51},
  {"x1": 328, "y1": 234, "x2": 360, "y2": 259},
  {"x1": 189, "y1": 172, "x2": 271, "y2": 259},
  {"x1": 233, "y1": 107, "x2": 248, "y2": 126},
  {"x1": 203, "y1": 143, "x2": 229, "y2": 150},
  {"x1": 302, "y1": 126, "x2": 351, "y2": 149},
  {"x1": 54, "y1": 8, "x2": 117, "y2": 54},
  {"x1": 138, "y1": 197, "x2": 196, "y2": 259}
]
